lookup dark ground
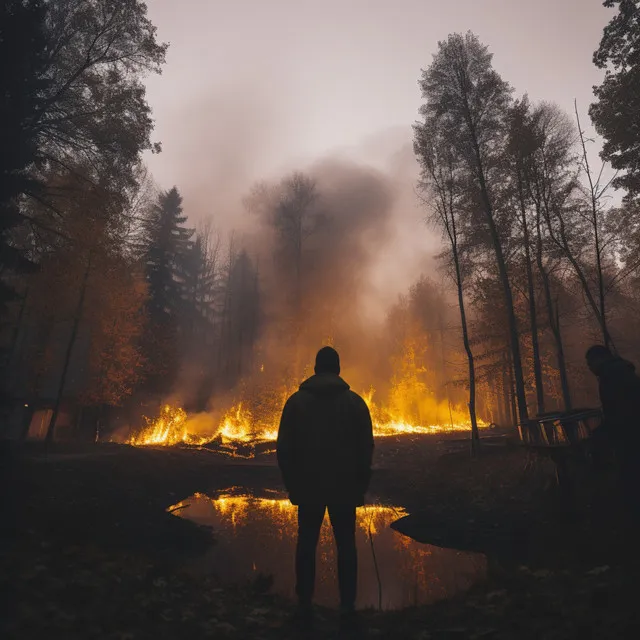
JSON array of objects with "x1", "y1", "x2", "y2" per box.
[{"x1": 1, "y1": 435, "x2": 639, "y2": 639}]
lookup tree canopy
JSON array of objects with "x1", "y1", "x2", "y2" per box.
[{"x1": 590, "y1": 0, "x2": 640, "y2": 196}]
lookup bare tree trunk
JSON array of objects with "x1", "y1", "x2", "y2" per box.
[
  {"x1": 507, "y1": 349, "x2": 517, "y2": 426},
  {"x1": 469, "y1": 130, "x2": 529, "y2": 424},
  {"x1": 4, "y1": 285, "x2": 30, "y2": 388},
  {"x1": 535, "y1": 208, "x2": 572, "y2": 410},
  {"x1": 216, "y1": 237, "x2": 236, "y2": 386},
  {"x1": 517, "y1": 177, "x2": 545, "y2": 415},
  {"x1": 437, "y1": 300, "x2": 455, "y2": 430},
  {"x1": 539, "y1": 175, "x2": 613, "y2": 350},
  {"x1": 452, "y1": 252, "x2": 479, "y2": 450},
  {"x1": 45, "y1": 254, "x2": 92, "y2": 444},
  {"x1": 575, "y1": 101, "x2": 612, "y2": 350},
  {"x1": 500, "y1": 355, "x2": 510, "y2": 426}
]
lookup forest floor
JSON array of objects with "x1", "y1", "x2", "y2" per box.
[{"x1": 1, "y1": 436, "x2": 639, "y2": 639}]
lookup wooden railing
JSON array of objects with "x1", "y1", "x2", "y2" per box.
[{"x1": 518, "y1": 409, "x2": 602, "y2": 448}]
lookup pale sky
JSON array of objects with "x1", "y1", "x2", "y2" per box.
[
  {"x1": 141, "y1": 0, "x2": 612, "y2": 315},
  {"x1": 144, "y1": 0, "x2": 609, "y2": 185}
]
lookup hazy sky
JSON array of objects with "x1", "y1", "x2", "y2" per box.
[
  {"x1": 141, "y1": 0, "x2": 612, "y2": 315},
  {"x1": 144, "y1": 0, "x2": 609, "y2": 186}
]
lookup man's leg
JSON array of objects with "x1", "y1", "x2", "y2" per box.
[
  {"x1": 295, "y1": 504, "x2": 326, "y2": 606},
  {"x1": 327, "y1": 504, "x2": 357, "y2": 612}
]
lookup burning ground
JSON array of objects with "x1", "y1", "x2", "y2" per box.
[
  {"x1": 129, "y1": 156, "x2": 492, "y2": 456},
  {"x1": 124, "y1": 388, "x2": 482, "y2": 455}
]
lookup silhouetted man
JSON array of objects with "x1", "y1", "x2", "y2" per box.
[
  {"x1": 586, "y1": 345, "x2": 640, "y2": 523},
  {"x1": 277, "y1": 346, "x2": 374, "y2": 631}
]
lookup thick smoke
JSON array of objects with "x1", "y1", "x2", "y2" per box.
[
  {"x1": 146, "y1": 82, "x2": 449, "y2": 430},
  {"x1": 245, "y1": 157, "x2": 399, "y2": 392}
]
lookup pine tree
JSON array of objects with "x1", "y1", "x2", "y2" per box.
[{"x1": 141, "y1": 187, "x2": 194, "y2": 390}]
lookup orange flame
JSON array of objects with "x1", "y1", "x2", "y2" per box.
[{"x1": 127, "y1": 386, "x2": 482, "y2": 453}]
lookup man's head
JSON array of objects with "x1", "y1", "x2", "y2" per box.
[
  {"x1": 586, "y1": 344, "x2": 613, "y2": 375},
  {"x1": 314, "y1": 346, "x2": 340, "y2": 375}
]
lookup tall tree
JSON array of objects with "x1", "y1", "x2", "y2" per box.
[
  {"x1": 220, "y1": 250, "x2": 261, "y2": 382},
  {"x1": 1, "y1": 0, "x2": 166, "y2": 318},
  {"x1": 574, "y1": 102, "x2": 617, "y2": 349},
  {"x1": 414, "y1": 119, "x2": 480, "y2": 445},
  {"x1": 181, "y1": 221, "x2": 221, "y2": 342},
  {"x1": 4, "y1": 170, "x2": 149, "y2": 441},
  {"x1": 0, "y1": 0, "x2": 48, "y2": 311},
  {"x1": 141, "y1": 187, "x2": 194, "y2": 391},
  {"x1": 34, "y1": 0, "x2": 167, "y2": 187},
  {"x1": 525, "y1": 103, "x2": 617, "y2": 350},
  {"x1": 519, "y1": 104, "x2": 578, "y2": 409},
  {"x1": 245, "y1": 172, "x2": 320, "y2": 376},
  {"x1": 507, "y1": 97, "x2": 545, "y2": 415},
  {"x1": 418, "y1": 32, "x2": 529, "y2": 424},
  {"x1": 590, "y1": 0, "x2": 640, "y2": 197}
]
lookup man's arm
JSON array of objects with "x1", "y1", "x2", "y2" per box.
[{"x1": 277, "y1": 395, "x2": 298, "y2": 493}]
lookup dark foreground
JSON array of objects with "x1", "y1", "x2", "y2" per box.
[{"x1": 1, "y1": 438, "x2": 638, "y2": 639}]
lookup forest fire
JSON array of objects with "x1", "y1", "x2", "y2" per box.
[{"x1": 127, "y1": 385, "x2": 481, "y2": 453}]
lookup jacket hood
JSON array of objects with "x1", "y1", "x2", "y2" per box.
[
  {"x1": 299, "y1": 373, "x2": 350, "y2": 394},
  {"x1": 598, "y1": 356, "x2": 636, "y2": 378}
]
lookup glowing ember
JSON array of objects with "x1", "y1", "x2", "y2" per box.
[{"x1": 127, "y1": 405, "x2": 190, "y2": 446}]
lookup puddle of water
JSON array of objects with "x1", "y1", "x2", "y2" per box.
[{"x1": 169, "y1": 489, "x2": 486, "y2": 610}]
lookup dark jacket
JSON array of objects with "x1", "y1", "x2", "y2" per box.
[
  {"x1": 276, "y1": 373, "x2": 374, "y2": 506},
  {"x1": 596, "y1": 356, "x2": 640, "y2": 446}
]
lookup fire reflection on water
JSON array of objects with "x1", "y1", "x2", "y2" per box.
[{"x1": 169, "y1": 490, "x2": 486, "y2": 610}]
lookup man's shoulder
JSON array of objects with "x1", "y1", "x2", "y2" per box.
[
  {"x1": 346, "y1": 390, "x2": 369, "y2": 409},
  {"x1": 285, "y1": 390, "x2": 303, "y2": 405}
]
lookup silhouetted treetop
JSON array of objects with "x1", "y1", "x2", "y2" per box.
[{"x1": 590, "y1": 0, "x2": 640, "y2": 196}]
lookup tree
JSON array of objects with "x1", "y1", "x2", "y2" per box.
[
  {"x1": 507, "y1": 97, "x2": 546, "y2": 415},
  {"x1": 141, "y1": 187, "x2": 194, "y2": 391},
  {"x1": 418, "y1": 32, "x2": 529, "y2": 424},
  {"x1": 1, "y1": 0, "x2": 166, "y2": 320},
  {"x1": 34, "y1": 0, "x2": 167, "y2": 186},
  {"x1": 177, "y1": 220, "x2": 224, "y2": 409},
  {"x1": 3, "y1": 169, "x2": 150, "y2": 441},
  {"x1": 143, "y1": 188, "x2": 193, "y2": 320},
  {"x1": 524, "y1": 103, "x2": 617, "y2": 350},
  {"x1": 245, "y1": 173, "x2": 320, "y2": 375},
  {"x1": 414, "y1": 118, "x2": 480, "y2": 445},
  {"x1": 0, "y1": 0, "x2": 48, "y2": 311},
  {"x1": 219, "y1": 250, "x2": 261, "y2": 382},
  {"x1": 590, "y1": 0, "x2": 640, "y2": 197},
  {"x1": 513, "y1": 103, "x2": 588, "y2": 410},
  {"x1": 81, "y1": 259, "x2": 147, "y2": 408},
  {"x1": 181, "y1": 220, "x2": 221, "y2": 342},
  {"x1": 574, "y1": 102, "x2": 617, "y2": 349}
]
